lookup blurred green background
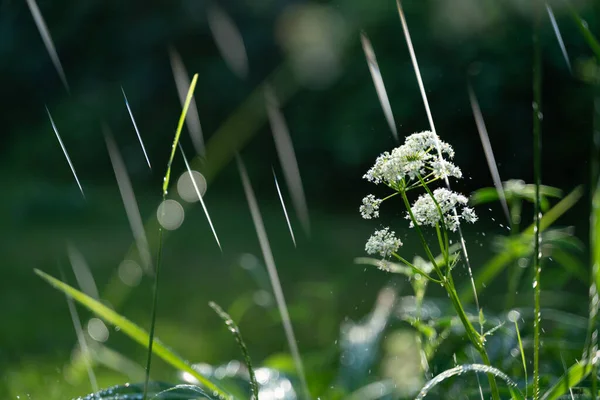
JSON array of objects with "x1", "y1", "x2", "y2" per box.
[{"x1": 0, "y1": 0, "x2": 598, "y2": 398}]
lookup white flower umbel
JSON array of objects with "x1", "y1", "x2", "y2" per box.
[
  {"x1": 365, "y1": 227, "x2": 403, "y2": 258},
  {"x1": 363, "y1": 131, "x2": 461, "y2": 189},
  {"x1": 360, "y1": 194, "x2": 382, "y2": 219},
  {"x1": 408, "y1": 188, "x2": 478, "y2": 232}
]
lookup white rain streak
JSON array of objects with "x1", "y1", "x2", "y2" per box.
[
  {"x1": 360, "y1": 32, "x2": 398, "y2": 141},
  {"x1": 546, "y1": 4, "x2": 572, "y2": 73},
  {"x1": 236, "y1": 156, "x2": 310, "y2": 400},
  {"x1": 46, "y1": 107, "x2": 85, "y2": 198},
  {"x1": 207, "y1": 4, "x2": 249, "y2": 79},
  {"x1": 396, "y1": 0, "x2": 481, "y2": 316},
  {"x1": 62, "y1": 272, "x2": 98, "y2": 392},
  {"x1": 273, "y1": 169, "x2": 297, "y2": 247},
  {"x1": 121, "y1": 87, "x2": 152, "y2": 169},
  {"x1": 468, "y1": 86, "x2": 511, "y2": 225},
  {"x1": 104, "y1": 128, "x2": 153, "y2": 274},
  {"x1": 178, "y1": 144, "x2": 222, "y2": 251},
  {"x1": 169, "y1": 48, "x2": 205, "y2": 157},
  {"x1": 67, "y1": 243, "x2": 100, "y2": 300},
  {"x1": 265, "y1": 87, "x2": 310, "y2": 236},
  {"x1": 26, "y1": 0, "x2": 69, "y2": 92}
]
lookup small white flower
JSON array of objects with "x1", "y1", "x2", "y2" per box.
[
  {"x1": 365, "y1": 227, "x2": 403, "y2": 258},
  {"x1": 360, "y1": 194, "x2": 382, "y2": 219},
  {"x1": 408, "y1": 188, "x2": 477, "y2": 231},
  {"x1": 363, "y1": 131, "x2": 460, "y2": 188}
]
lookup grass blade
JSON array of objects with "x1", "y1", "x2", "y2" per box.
[
  {"x1": 105, "y1": 127, "x2": 153, "y2": 273},
  {"x1": 207, "y1": 4, "x2": 249, "y2": 79},
  {"x1": 46, "y1": 107, "x2": 85, "y2": 198},
  {"x1": 179, "y1": 143, "x2": 222, "y2": 251},
  {"x1": 360, "y1": 32, "x2": 398, "y2": 141},
  {"x1": 546, "y1": 4, "x2": 572, "y2": 73},
  {"x1": 121, "y1": 87, "x2": 152, "y2": 169},
  {"x1": 265, "y1": 87, "x2": 310, "y2": 235},
  {"x1": 468, "y1": 85, "x2": 511, "y2": 225},
  {"x1": 415, "y1": 364, "x2": 524, "y2": 400},
  {"x1": 25, "y1": 0, "x2": 69, "y2": 91},
  {"x1": 34, "y1": 269, "x2": 232, "y2": 398},
  {"x1": 169, "y1": 50, "x2": 205, "y2": 157},
  {"x1": 163, "y1": 74, "x2": 199, "y2": 196},
  {"x1": 208, "y1": 302, "x2": 259, "y2": 400},
  {"x1": 567, "y1": 3, "x2": 600, "y2": 62},
  {"x1": 236, "y1": 155, "x2": 310, "y2": 399},
  {"x1": 540, "y1": 355, "x2": 598, "y2": 400},
  {"x1": 273, "y1": 169, "x2": 296, "y2": 247},
  {"x1": 532, "y1": 2, "x2": 543, "y2": 396}
]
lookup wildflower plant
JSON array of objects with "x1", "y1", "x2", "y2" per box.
[{"x1": 361, "y1": 130, "x2": 500, "y2": 398}]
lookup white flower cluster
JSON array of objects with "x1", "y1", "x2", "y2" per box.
[
  {"x1": 407, "y1": 188, "x2": 478, "y2": 231},
  {"x1": 365, "y1": 227, "x2": 403, "y2": 258},
  {"x1": 360, "y1": 194, "x2": 382, "y2": 219},
  {"x1": 363, "y1": 131, "x2": 461, "y2": 188}
]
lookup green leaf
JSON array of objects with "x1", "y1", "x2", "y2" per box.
[
  {"x1": 567, "y1": 3, "x2": 600, "y2": 62},
  {"x1": 540, "y1": 358, "x2": 595, "y2": 400},
  {"x1": 34, "y1": 269, "x2": 233, "y2": 400}
]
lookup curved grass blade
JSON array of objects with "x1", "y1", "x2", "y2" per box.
[
  {"x1": 415, "y1": 364, "x2": 524, "y2": 400},
  {"x1": 34, "y1": 269, "x2": 233, "y2": 399},
  {"x1": 208, "y1": 302, "x2": 259, "y2": 400},
  {"x1": 79, "y1": 382, "x2": 219, "y2": 400},
  {"x1": 540, "y1": 354, "x2": 598, "y2": 400}
]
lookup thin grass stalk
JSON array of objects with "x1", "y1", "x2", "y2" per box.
[
  {"x1": 532, "y1": 1, "x2": 543, "y2": 398},
  {"x1": 142, "y1": 74, "x2": 199, "y2": 400}
]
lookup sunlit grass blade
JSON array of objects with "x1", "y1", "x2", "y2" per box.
[
  {"x1": 105, "y1": 128, "x2": 153, "y2": 273},
  {"x1": 468, "y1": 85, "x2": 511, "y2": 225},
  {"x1": 209, "y1": 302, "x2": 258, "y2": 400},
  {"x1": 540, "y1": 354, "x2": 598, "y2": 400},
  {"x1": 143, "y1": 72, "x2": 199, "y2": 400},
  {"x1": 179, "y1": 143, "x2": 222, "y2": 251},
  {"x1": 396, "y1": 0, "x2": 483, "y2": 335},
  {"x1": 169, "y1": 49, "x2": 205, "y2": 157},
  {"x1": 511, "y1": 313, "x2": 528, "y2": 398},
  {"x1": 532, "y1": 3, "x2": 543, "y2": 396},
  {"x1": 415, "y1": 364, "x2": 524, "y2": 400},
  {"x1": 25, "y1": 0, "x2": 69, "y2": 92},
  {"x1": 265, "y1": 87, "x2": 310, "y2": 235},
  {"x1": 60, "y1": 268, "x2": 98, "y2": 393},
  {"x1": 273, "y1": 169, "x2": 296, "y2": 247},
  {"x1": 236, "y1": 155, "x2": 310, "y2": 399},
  {"x1": 163, "y1": 74, "x2": 199, "y2": 195},
  {"x1": 121, "y1": 87, "x2": 152, "y2": 169},
  {"x1": 207, "y1": 4, "x2": 249, "y2": 79},
  {"x1": 460, "y1": 186, "x2": 583, "y2": 303},
  {"x1": 46, "y1": 107, "x2": 85, "y2": 198},
  {"x1": 34, "y1": 269, "x2": 232, "y2": 399},
  {"x1": 360, "y1": 32, "x2": 398, "y2": 142}
]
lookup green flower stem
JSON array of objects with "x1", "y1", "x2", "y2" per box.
[
  {"x1": 400, "y1": 189, "x2": 500, "y2": 400},
  {"x1": 392, "y1": 253, "x2": 441, "y2": 283}
]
